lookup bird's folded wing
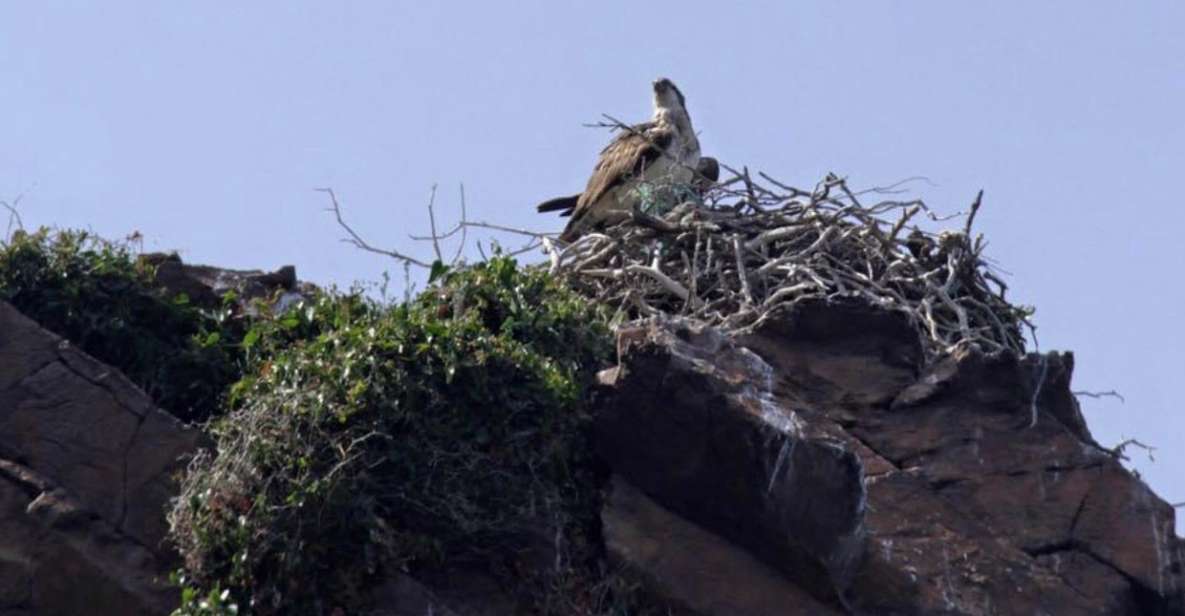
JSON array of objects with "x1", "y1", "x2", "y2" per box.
[{"x1": 569, "y1": 123, "x2": 675, "y2": 225}]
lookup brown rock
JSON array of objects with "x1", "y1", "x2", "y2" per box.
[
  {"x1": 0, "y1": 301, "x2": 200, "y2": 614},
  {"x1": 363, "y1": 573, "x2": 463, "y2": 616},
  {"x1": 364, "y1": 567, "x2": 517, "y2": 616},
  {"x1": 602, "y1": 475, "x2": 842, "y2": 615},
  {"x1": 739, "y1": 300, "x2": 923, "y2": 409},
  {"x1": 0, "y1": 460, "x2": 176, "y2": 615},
  {"x1": 592, "y1": 303, "x2": 1185, "y2": 614},
  {"x1": 140, "y1": 252, "x2": 304, "y2": 307},
  {"x1": 594, "y1": 318, "x2": 866, "y2": 608},
  {"x1": 847, "y1": 468, "x2": 1099, "y2": 614},
  {"x1": 1036, "y1": 550, "x2": 1141, "y2": 614}
]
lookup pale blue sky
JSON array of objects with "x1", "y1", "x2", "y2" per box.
[{"x1": 2, "y1": 2, "x2": 1182, "y2": 525}]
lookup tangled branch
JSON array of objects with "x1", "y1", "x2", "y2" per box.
[
  {"x1": 323, "y1": 185, "x2": 551, "y2": 270},
  {"x1": 545, "y1": 168, "x2": 1035, "y2": 360},
  {"x1": 318, "y1": 140, "x2": 1034, "y2": 362}
]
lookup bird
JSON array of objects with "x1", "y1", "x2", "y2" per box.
[
  {"x1": 536, "y1": 156, "x2": 718, "y2": 221},
  {"x1": 537, "y1": 78, "x2": 707, "y2": 243}
]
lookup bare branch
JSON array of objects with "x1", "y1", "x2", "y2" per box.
[
  {"x1": 424, "y1": 184, "x2": 444, "y2": 263},
  {"x1": 318, "y1": 188, "x2": 432, "y2": 268},
  {"x1": 324, "y1": 161, "x2": 1028, "y2": 370},
  {"x1": 964, "y1": 190, "x2": 984, "y2": 238},
  {"x1": 1109, "y1": 438, "x2": 1156, "y2": 463},
  {"x1": 732, "y1": 235, "x2": 753, "y2": 306},
  {"x1": 452, "y1": 183, "x2": 468, "y2": 264},
  {"x1": 853, "y1": 176, "x2": 937, "y2": 196},
  {"x1": 2, "y1": 195, "x2": 25, "y2": 241},
  {"x1": 1073, "y1": 390, "x2": 1126, "y2": 403},
  {"x1": 459, "y1": 220, "x2": 555, "y2": 238}
]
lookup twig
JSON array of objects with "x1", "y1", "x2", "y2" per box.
[
  {"x1": 459, "y1": 220, "x2": 555, "y2": 238},
  {"x1": 964, "y1": 190, "x2": 984, "y2": 238},
  {"x1": 425, "y1": 184, "x2": 444, "y2": 263},
  {"x1": 732, "y1": 235, "x2": 753, "y2": 306},
  {"x1": 1072, "y1": 390, "x2": 1126, "y2": 403},
  {"x1": 853, "y1": 176, "x2": 938, "y2": 196},
  {"x1": 318, "y1": 188, "x2": 432, "y2": 268},
  {"x1": 2, "y1": 195, "x2": 24, "y2": 241},
  {"x1": 452, "y1": 183, "x2": 468, "y2": 264},
  {"x1": 1109, "y1": 438, "x2": 1156, "y2": 463}
]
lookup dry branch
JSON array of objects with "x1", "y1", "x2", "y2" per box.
[
  {"x1": 548, "y1": 167, "x2": 1034, "y2": 360},
  {"x1": 1109, "y1": 438, "x2": 1156, "y2": 462},
  {"x1": 319, "y1": 140, "x2": 1034, "y2": 365},
  {"x1": 325, "y1": 184, "x2": 555, "y2": 271},
  {"x1": 2, "y1": 196, "x2": 24, "y2": 242},
  {"x1": 319, "y1": 187, "x2": 433, "y2": 268},
  {"x1": 1072, "y1": 389, "x2": 1126, "y2": 403}
]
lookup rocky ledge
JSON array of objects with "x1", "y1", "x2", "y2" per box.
[
  {"x1": 1, "y1": 274, "x2": 1181, "y2": 614},
  {"x1": 0, "y1": 255, "x2": 300, "y2": 616},
  {"x1": 594, "y1": 301, "x2": 1183, "y2": 614},
  {"x1": 0, "y1": 302, "x2": 199, "y2": 615}
]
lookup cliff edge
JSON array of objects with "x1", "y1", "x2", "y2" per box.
[
  {"x1": 593, "y1": 304, "x2": 1183, "y2": 614},
  {"x1": 2, "y1": 173, "x2": 1182, "y2": 614}
]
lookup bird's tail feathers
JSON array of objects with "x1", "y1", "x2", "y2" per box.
[{"x1": 536, "y1": 194, "x2": 580, "y2": 216}]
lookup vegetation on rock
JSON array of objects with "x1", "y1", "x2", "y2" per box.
[
  {"x1": 167, "y1": 257, "x2": 655, "y2": 614},
  {"x1": 0, "y1": 228, "x2": 661, "y2": 613},
  {"x1": 0, "y1": 229, "x2": 244, "y2": 422}
]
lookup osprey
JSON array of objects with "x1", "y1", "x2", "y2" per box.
[{"x1": 538, "y1": 78, "x2": 707, "y2": 243}]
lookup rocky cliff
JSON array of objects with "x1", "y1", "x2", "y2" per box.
[
  {"x1": 0, "y1": 252, "x2": 1182, "y2": 614},
  {"x1": 593, "y1": 304, "x2": 1184, "y2": 614},
  {"x1": 0, "y1": 301, "x2": 199, "y2": 614}
]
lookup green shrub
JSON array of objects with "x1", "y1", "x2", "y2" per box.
[
  {"x1": 0, "y1": 229, "x2": 242, "y2": 422},
  {"x1": 168, "y1": 257, "x2": 650, "y2": 614}
]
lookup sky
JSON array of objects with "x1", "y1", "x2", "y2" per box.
[{"x1": 2, "y1": 3, "x2": 1181, "y2": 526}]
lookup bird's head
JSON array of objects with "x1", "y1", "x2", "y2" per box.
[{"x1": 652, "y1": 77, "x2": 687, "y2": 112}]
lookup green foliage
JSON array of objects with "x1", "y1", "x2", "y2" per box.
[
  {"x1": 2, "y1": 229, "x2": 658, "y2": 612},
  {"x1": 169, "y1": 256, "x2": 647, "y2": 614},
  {"x1": 0, "y1": 229, "x2": 241, "y2": 421},
  {"x1": 171, "y1": 572, "x2": 240, "y2": 616}
]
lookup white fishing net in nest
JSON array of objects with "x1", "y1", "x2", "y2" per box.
[{"x1": 543, "y1": 169, "x2": 1035, "y2": 360}]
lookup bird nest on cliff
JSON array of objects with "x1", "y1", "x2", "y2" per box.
[
  {"x1": 543, "y1": 169, "x2": 1034, "y2": 359},
  {"x1": 322, "y1": 164, "x2": 1035, "y2": 360}
]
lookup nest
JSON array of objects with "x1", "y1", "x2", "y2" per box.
[{"x1": 544, "y1": 169, "x2": 1034, "y2": 360}]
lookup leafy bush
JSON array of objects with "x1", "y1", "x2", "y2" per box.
[
  {"x1": 168, "y1": 257, "x2": 650, "y2": 614},
  {"x1": 0, "y1": 229, "x2": 242, "y2": 421}
]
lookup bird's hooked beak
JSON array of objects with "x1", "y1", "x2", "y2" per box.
[{"x1": 651, "y1": 77, "x2": 685, "y2": 111}]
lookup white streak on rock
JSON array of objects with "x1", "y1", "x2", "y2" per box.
[{"x1": 767, "y1": 438, "x2": 796, "y2": 496}]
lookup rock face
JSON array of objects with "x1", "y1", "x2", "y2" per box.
[
  {"x1": 594, "y1": 302, "x2": 1184, "y2": 615},
  {"x1": 2, "y1": 277, "x2": 1181, "y2": 614},
  {"x1": 0, "y1": 301, "x2": 199, "y2": 615},
  {"x1": 595, "y1": 321, "x2": 867, "y2": 605},
  {"x1": 601, "y1": 476, "x2": 842, "y2": 615}
]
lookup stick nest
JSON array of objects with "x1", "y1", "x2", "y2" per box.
[{"x1": 544, "y1": 169, "x2": 1034, "y2": 360}]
